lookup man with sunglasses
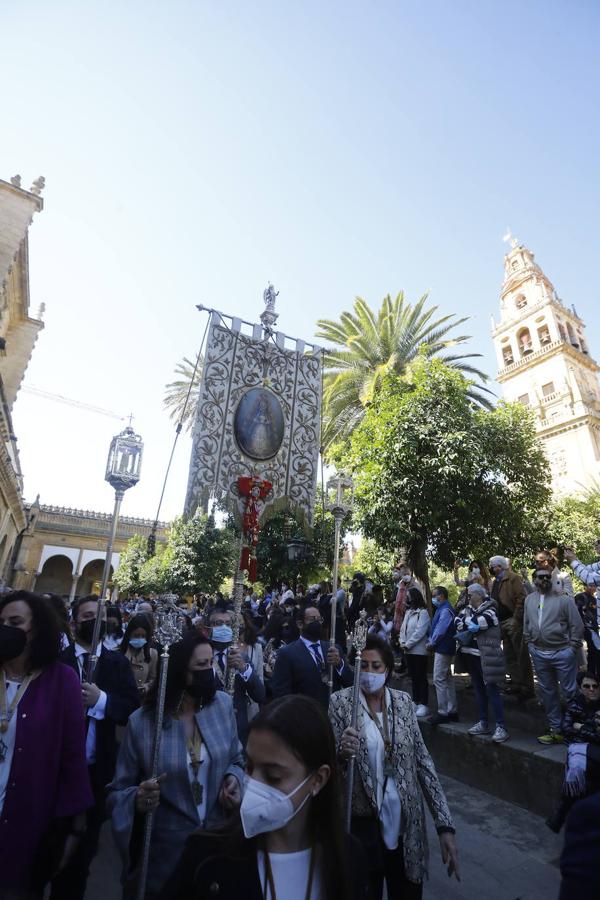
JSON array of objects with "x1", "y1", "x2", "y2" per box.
[{"x1": 523, "y1": 569, "x2": 584, "y2": 745}]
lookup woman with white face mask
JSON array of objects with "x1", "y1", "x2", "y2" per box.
[
  {"x1": 164, "y1": 695, "x2": 369, "y2": 900},
  {"x1": 329, "y1": 634, "x2": 460, "y2": 899},
  {"x1": 119, "y1": 613, "x2": 158, "y2": 697}
]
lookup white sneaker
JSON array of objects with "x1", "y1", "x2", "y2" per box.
[
  {"x1": 415, "y1": 705, "x2": 429, "y2": 717},
  {"x1": 492, "y1": 725, "x2": 509, "y2": 743},
  {"x1": 468, "y1": 721, "x2": 491, "y2": 735}
]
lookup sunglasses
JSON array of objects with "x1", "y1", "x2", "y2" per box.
[{"x1": 581, "y1": 684, "x2": 599, "y2": 691}]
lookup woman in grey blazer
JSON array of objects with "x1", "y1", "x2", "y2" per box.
[{"x1": 107, "y1": 631, "x2": 245, "y2": 898}]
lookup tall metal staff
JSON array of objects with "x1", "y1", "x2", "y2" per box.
[
  {"x1": 86, "y1": 424, "x2": 143, "y2": 684},
  {"x1": 345, "y1": 612, "x2": 368, "y2": 832},
  {"x1": 136, "y1": 596, "x2": 183, "y2": 900},
  {"x1": 327, "y1": 473, "x2": 353, "y2": 701}
]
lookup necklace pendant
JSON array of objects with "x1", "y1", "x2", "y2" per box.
[{"x1": 191, "y1": 779, "x2": 203, "y2": 805}]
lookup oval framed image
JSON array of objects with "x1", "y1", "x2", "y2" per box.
[{"x1": 234, "y1": 387, "x2": 285, "y2": 460}]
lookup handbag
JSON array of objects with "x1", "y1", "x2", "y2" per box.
[{"x1": 455, "y1": 629, "x2": 473, "y2": 649}]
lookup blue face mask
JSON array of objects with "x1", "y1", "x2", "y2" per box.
[
  {"x1": 432, "y1": 597, "x2": 441, "y2": 607},
  {"x1": 212, "y1": 624, "x2": 233, "y2": 644},
  {"x1": 129, "y1": 637, "x2": 147, "y2": 649}
]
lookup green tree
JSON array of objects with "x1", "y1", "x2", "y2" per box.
[
  {"x1": 351, "y1": 538, "x2": 396, "y2": 585},
  {"x1": 315, "y1": 292, "x2": 492, "y2": 450},
  {"x1": 138, "y1": 551, "x2": 169, "y2": 595},
  {"x1": 256, "y1": 502, "x2": 350, "y2": 587},
  {"x1": 163, "y1": 514, "x2": 236, "y2": 595},
  {"x1": 546, "y1": 491, "x2": 600, "y2": 563},
  {"x1": 113, "y1": 535, "x2": 149, "y2": 595},
  {"x1": 333, "y1": 359, "x2": 549, "y2": 596},
  {"x1": 163, "y1": 355, "x2": 203, "y2": 432}
]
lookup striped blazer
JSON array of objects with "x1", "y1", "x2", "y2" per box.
[{"x1": 107, "y1": 690, "x2": 244, "y2": 896}]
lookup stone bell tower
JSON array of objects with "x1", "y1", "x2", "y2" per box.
[{"x1": 491, "y1": 236, "x2": 600, "y2": 494}]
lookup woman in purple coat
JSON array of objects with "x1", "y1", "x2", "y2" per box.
[{"x1": 0, "y1": 590, "x2": 93, "y2": 897}]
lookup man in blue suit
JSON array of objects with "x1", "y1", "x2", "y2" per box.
[{"x1": 271, "y1": 605, "x2": 353, "y2": 707}]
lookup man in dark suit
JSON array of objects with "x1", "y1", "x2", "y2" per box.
[
  {"x1": 51, "y1": 595, "x2": 139, "y2": 900},
  {"x1": 559, "y1": 789, "x2": 600, "y2": 899},
  {"x1": 271, "y1": 605, "x2": 353, "y2": 707},
  {"x1": 208, "y1": 606, "x2": 265, "y2": 745}
]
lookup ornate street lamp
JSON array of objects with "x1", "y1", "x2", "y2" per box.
[
  {"x1": 287, "y1": 537, "x2": 308, "y2": 564},
  {"x1": 327, "y1": 472, "x2": 354, "y2": 699},
  {"x1": 99, "y1": 425, "x2": 144, "y2": 600}
]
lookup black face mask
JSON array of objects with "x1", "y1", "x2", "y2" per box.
[
  {"x1": 280, "y1": 626, "x2": 294, "y2": 643},
  {"x1": 186, "y1": 669, "x2": 217, "y2": 704},
  {"x1": 0, "y1": 624, "x2": 27, "y2": 663},
  {"x1": 303, "y1": 621, "x2": 322, "y2": 642},
  {"x1": 77, "y1": 619, "x2": 106, "y2": 645}
]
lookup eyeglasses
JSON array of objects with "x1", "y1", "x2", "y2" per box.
[{"x1": 581, "y1": 684, "x2": 600, "y2": 691}]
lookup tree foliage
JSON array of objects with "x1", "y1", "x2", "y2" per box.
[
  {"x1": 546, "y1": 491, "x2": 600, "y2": 562},
  {"x1": 114, "y1": 515, "x2": 236, "y2": 597},
  {"x1": 163, "y1": 355, "x2": 204, "y2": 433},
  {"x1": 316, "y1": 292, "x2": 492, "y2": 451},
  {"x1": 256, "y1": 502, "x2": 350, "y2": 587},
  {"x1": 332, "y1": 359, "x2": 549, "y2": 594}
]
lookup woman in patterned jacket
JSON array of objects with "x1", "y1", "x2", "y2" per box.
[{"x1": 329, "y1": 634, "x2": 459, "y2": 899}]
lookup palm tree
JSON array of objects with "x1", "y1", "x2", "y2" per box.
[
  {"x1": 316, "y1": 292, "x2": 492, "y2": 451},
  {"x1": 163, "y1": 355, "x2": 204, "y2": 432}
]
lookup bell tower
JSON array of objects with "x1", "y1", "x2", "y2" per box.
[{"x1": 491, "y1": 237, "x2": 600, "y2": 493}]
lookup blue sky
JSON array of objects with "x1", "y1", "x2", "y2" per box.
[{"x1": 1, "y1": 0, "x2": 598, "y2": 520}]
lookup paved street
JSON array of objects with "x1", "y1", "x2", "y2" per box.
[{"x1": 84, "y1": 774, "x2": 563, "y2": 899}]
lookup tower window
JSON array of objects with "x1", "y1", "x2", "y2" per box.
[
  {"x1": 517, "y1": 327, "x2": 533, "y2": 355},
  {"x1": 518, "y1": 393, "x2": 530, "y2": 406},
  {"x1": 511, "y1": 259, "x2": 519, "y2": 271},
  {"x1": 516, "y1": 294, "x2": 527, "y2": 309},
  {"x1": 558, "y1": 323, "x2": 567, "y2": 341},
  {"x1": 537, "y1": 326, "x2": 551, "y2": 345},
  {"x1": 502, "y1": 346, "x2": 514, "y2": 365},
  {"x1": 542, "y1": 382, "x2": 555, "y2": 397}
]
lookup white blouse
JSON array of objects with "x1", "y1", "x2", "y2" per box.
[
  {"x1": 361, "y1": 690, "x2": 402, "y2": 850},
  {"x1": 0, "y1": 679, "x2": 19, "y2": 816},
  {"x1": 257, "y1": 847, "x2": 324, "y2": 900}
]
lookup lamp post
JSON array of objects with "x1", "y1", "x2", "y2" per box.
[
  {"x1": 287, "y1": 536, "x2": 308, "y2": 589},
  {"x1": 100, "y1": 425, "x2": 144, "y2": 600},
  {"x1": 327, "y1": 472, "x2": 353, "y2": 700}
]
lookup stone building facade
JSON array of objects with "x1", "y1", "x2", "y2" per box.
[
  {"x1": 15, "y1": 502, "x2": 168, "y2": 598},
  {"x1": 0, "y1": 175, "x2": 45, "y2": 583},
  {"x1": 492, "y1": 238, "x2": 600, "y2": 493}
]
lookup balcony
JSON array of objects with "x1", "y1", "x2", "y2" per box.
[{"x1": 497, "y1": 338, "x2": 598, "y2": 379}]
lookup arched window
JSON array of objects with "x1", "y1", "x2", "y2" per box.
[
  {"x1": 517, "y1": 327, "x2": 533, "y2": 356},
  {"x1": 515, "y1": 294, "x2": 527, "y2": 310},
  {"x1": 558, "y1": 323, "x2": 567, "y2": 342},
  {"x1": 537, "y1": 325, "x2": 551, "y2": 346},
  {"x1": 502, "y1": 345, "x2": 514, "y2": 365},
  {"x1": 567, "y1": 322, "x2": 578, "y2": 347}
]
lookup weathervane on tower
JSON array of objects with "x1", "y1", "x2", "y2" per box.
[
  {"x1": 260, "y1": 282, "x2": 279, "y2": 336},
  {"x1": 502, "y1": 227, "x2": 519, "y2": 249}
]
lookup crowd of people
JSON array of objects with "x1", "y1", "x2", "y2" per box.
[{"x1": 0, "y1": 538, "x2": 599, "y2": 898}]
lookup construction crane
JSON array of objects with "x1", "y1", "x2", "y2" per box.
[{"x1": 21, "y1": 385, "x2": 130, "y2": 422}]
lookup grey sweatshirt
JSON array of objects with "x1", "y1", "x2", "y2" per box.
[{"x1": 523, "y1": 589, "x2": 584, "y2": 651}]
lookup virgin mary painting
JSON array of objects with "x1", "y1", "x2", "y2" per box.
[{"x1": 234, "y1": 388, "x2": 285, "y2": 460}]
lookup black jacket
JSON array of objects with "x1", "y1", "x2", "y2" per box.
[
  {"x1": 60, "y1": 644, "x2": 139, "y2": 788},
  {"x1": 270, "y1": 638, "x2": 353, "y2": 708},
  {"x1": 560, "y1": 790, "x2": 600, "y2": 900},
  {"x1": 163, "y1": 830, "x2": 369, "y2": 900}
]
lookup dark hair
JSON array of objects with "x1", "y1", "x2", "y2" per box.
[
  {"x1": 0, "y1": 591, "x2": 62, "y2": 671},
  {"x1": 248, "y1": 696, "x2": 353, "y2": 900},
  {"x1": 143, "y1": 631, "x2": 212, "y2": 714},
  {"x1": 106, "y1": 604, "x2": 123, "y2": 629},
  {"x1": 120, "y1": 614, "x2": 153, "y2": 662},
  {"x1": 406, "y1": 587, "x2": 426, "y2": 609},
  {"x1": 261, "y1": 608, "x2": 285, "y2": 643},
  {"x1": 241, "y1": 610, "x2": 258, "y2": 646},
  {"x1": 42, "y1": 592, "x2": 70, "y2": 629},
  {"x1": 71, "y1": 594, "x2": 99, "y2": 622},
  {"x1": 363, "y1": 633, "x2": 395, "y2": 683},
  {"x1": 299, "y1": 605, "x2": 320, "y2": 624},
  {"x1": 577, "y1": 670, "x2": 600, "y2": 687},
  {"x1": 433, "y1": 585, "x2": 449, "y2": 601}
]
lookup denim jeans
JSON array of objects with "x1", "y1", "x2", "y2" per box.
[
  {"x1": 463, "y1": 653, "x2": 505, "y2": 727},
  {"x1": 529, "y1": 645, "x2": 578, "y2": 732}
]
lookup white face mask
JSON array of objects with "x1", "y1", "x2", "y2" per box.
[
  {"x1": 240, "y1": 773, "x2": 313, "y2": 838},
  {"x1": 360, "y1": 671, "x2": 387, "y2": 694},
  {"x1": 401, "y1": 574, "x2": 411, "y2": 583},
  {"x1": 471, "y1": 567, "x2": 480, "y2": 576}
]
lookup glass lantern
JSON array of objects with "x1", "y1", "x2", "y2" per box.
[{"x1": 105, "y1": 426, "x2": 144, "y2": 494}]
